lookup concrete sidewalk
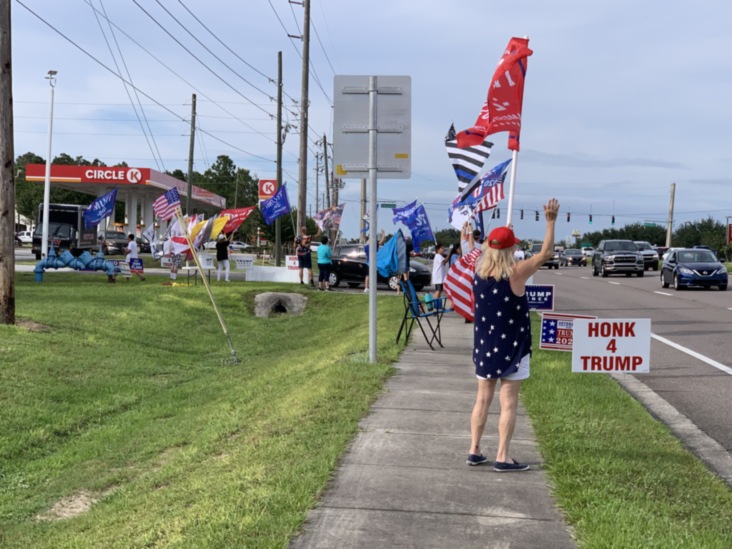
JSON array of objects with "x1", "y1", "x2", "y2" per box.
[{"x1": 291, "y1": 314, "x2": 575, "y2": 548}]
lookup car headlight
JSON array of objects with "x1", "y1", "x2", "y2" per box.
[
  {"x1": 678, "y1": 267, "x2": 694, "y2": 275},
  {"x1": 651, "y1": 253, "x2": 658, "y2": 260},
  {"x1": 410, "y1": 267, "x2": 417, "y2": 273},
  {"x1": 716, "y1": 267, "x2": 728, "y2": 275}
]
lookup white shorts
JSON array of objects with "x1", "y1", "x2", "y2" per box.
[{"x1": 476, "y1": 354, "x2": 530, "y2": 382}]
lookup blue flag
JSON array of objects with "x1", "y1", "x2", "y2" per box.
[
  {"x1": 83, "y1": 189, "x2": 118, "y2": 228},
  {"x1": 376, "y1": 229, "x2": 407, "y2": 278},
  {"x1": 260, "y1": 183, "x2": 291, "y2": 225},
  {"x1": 392, "y1": 202, "x2": 434, "y2": 253},
  {"x1": 454, "y1": 158, "x2": 511, "y2": 208}
]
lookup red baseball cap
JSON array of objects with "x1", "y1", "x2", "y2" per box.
[{"x1": 487, "y1": 226, "x2": 521, "y2": 250}]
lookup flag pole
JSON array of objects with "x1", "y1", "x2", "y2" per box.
[
  {"x1": 505, "y1": 149, "x2": 519, "y2": 227},
  {"x1": 174, "y1": 207, "x2": 240, "y2": 364}
]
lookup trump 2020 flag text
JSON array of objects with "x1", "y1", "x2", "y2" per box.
[
  {"x1": 260, "y1": 184, "x2": 291, "y2": 225},
  {"x1": 83, "y1": 189, "x2": 118, "y2": 228}
]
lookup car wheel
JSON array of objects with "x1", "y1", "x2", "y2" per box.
[
  {"x1": 388, "y1": 276, "x2": 401, "y2": 291},
  {"x1": 674, "y1": 275, "x2": 684, "y2": 290},
  {"x1": 329, "y1": 272, "x2": 340, "y2": 287},
  {"x1": 35, "y1": 252, "x2": 42, "y2": 260},
  {"x1": 652, "y1": 264, "x2": 659, "y2": 271},
  {"x1": 719, "y1": 284, "x2": 728, "y2": 291},
  {"x1": 592, "y1": 263, "x2": 599, "y2": 276},
  {"x1": 637, "y1": 271, "x2": 644, "y2": 278},
  {"x1": 601, "y1": 265, "x2": 608, "y2": 277},
  {"x1": 661, "y1": 273, "x2": 669, "y2": 288}
]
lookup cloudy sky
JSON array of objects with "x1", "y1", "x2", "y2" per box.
[{"x1": 10, "y1": 0, "x2": 732, "y2": 241}]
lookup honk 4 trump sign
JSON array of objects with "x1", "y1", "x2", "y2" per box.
[{"x1": 571, "y1": 319, "x2": 651, "y2": 373}]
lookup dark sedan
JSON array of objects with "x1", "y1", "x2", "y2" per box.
[
  {"x1": 661, "y1": 248, "x2": 728, "y2": 291},
  {"x1": 563, "y1": 248, "x2": 586, "y2": 267},
  {"x1": 328, "y1": 244, "x2": 431, "y2": 291}
]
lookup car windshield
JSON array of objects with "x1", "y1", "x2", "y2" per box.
[
  {"x1": 635, "y1": 242, "x2": 652, "y2": 250},
  {"x1": 677, "y1": 250, "x2": 717, "y2": 263},
  {"x1": 605, "y1": 242, "x2": 637, "y2": 251},
  {"x1": 565, "y1": 249, "x2": 581, "y2": 256}
]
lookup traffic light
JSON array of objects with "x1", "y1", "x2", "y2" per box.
[
  {"x1": 567, "y1": 212, "x2": 571, "y2": 222},
  {"x1": 520, "y1": 209, "x2": 524, "y2": 220},
  {"x1": 589, "y1": 214, "x2": 593, "y2": 224},
  {"x1": 535, "y1": 210, "x2": 539, "y2": 221},
  {"x1": 611, "y1": 215, "x2": 615, "y2": 225}
]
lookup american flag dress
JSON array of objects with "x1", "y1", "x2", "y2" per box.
[{"x1": 472, "y1": 276, "x2": 532, "y2": 379}]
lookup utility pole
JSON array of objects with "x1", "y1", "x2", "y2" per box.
[
  {"x1": 0, "y1": 0, "x2": 16, "y2": 324},
  {"x1": 186, "y1": 93, "x2": 196, "y2": 215},
  {"x1": 665, "y1": 182, "x2": 675, "y2": 248},
  {"x1": 314, "y1": 152, "x2": 320, "y2": 213},
  {"x1": 296, "y1": 0, "x2": 311, "y2": 231},
  {"x1": 322, "y1": 134, "x2": 330, "y2": 208},
  {"x1": 275, "y1": 51, "x2": 283, "y2": 266}
]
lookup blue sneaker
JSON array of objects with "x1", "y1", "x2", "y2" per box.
[
  {"x1": 493, "y1": 459, "x2": 530, "y2": 472},
  {"x1": 466, "y1": 453, "x2": 489, "y2": 466}
]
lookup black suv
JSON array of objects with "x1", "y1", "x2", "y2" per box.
[{"x1": 592, "y1": 240, "x2": 644, "y2": 277}]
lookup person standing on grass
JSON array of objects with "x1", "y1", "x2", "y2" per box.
[
  {"x1": 317, "y1": 235, "x2": 333, "y2": 291},
  {"x1": 431, "y1": 243, "x2": 447, "y2": 300},
  {"x1": 295, "y1": 226, "x2": 314, "y2": 287},
  {"x1": 467, "y1": 198, "x2": 559, "y2": 471},
  {"x1": 215, "y1": 233, "x2": 231, "y2": 282},
  {"x1": 125, "y1": 234, "x2": 145, "y2": 281}
]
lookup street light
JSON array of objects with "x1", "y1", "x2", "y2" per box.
[{"x1": 41, "y1": 70, "x2": 57, "y2": 259}]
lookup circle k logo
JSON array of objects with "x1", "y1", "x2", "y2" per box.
[{"x1": 126, "y1": 168, "x2": 143, "y2": 183}]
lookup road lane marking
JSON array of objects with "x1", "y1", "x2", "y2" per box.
[
  {"x1": 654, "y1": 291, "x2": 673, "y2": 296},
  {"x1": 580, "y1": 276, "x2": 590, "y2": 280},
  {"x1": 609, "y1": 281, "x2": 621, "y2": 285},
  {"x1": 651, "y1": 333, "x2": 732, "y2": 376}
]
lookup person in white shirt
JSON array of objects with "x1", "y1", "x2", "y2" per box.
[
  {"x1": 125, "y1": 234, "x2": 145, "y2": 281},
  {"x1": 431, "y1": 243, "x2": 447, "y2": 300}
]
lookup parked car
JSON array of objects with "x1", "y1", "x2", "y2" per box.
[
  {"x1": 328, "y1": 244, "x2": 431, "y2": 290},
  {"x1": 136, "y1": 236, "x2": 151, "y2": 253},
  {"x1": 203, "y1": 240, "x2": 250, "y2": 252},
  {"x1": 100, "y1": 230, "x2": 129, "y2": 255},
  {"x1": 661, "y1": 248, "x2": 728, "y2": 291},
  {"x1": 15, "y1": 230, "x2": 33, "y2": 246},
  {"x1": 634, "y1": 241, "x2": 660, "y2": 271},
  {"x1": 592, "y1": 240, "x2": 644, "y2": 277},
  {"x1": 563, "y1": 248, "x2": 586, "y2": 266}
]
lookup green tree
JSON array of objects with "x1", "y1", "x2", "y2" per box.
[{"x1": 673, "y1": 217, "x2": 728, "y2": 255}]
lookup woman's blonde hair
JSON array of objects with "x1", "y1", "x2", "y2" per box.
[{"x1": 475, "y1": 242, "x2": 515, "y2": 280}]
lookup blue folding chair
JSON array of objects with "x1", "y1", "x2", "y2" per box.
[{"x1": 395, "y1": 279, "x2": 449, "y2": 350}]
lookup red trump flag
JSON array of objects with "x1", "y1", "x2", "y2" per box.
[{"x1": 457, "y1": 37, "x2": 533, "y2": 151}]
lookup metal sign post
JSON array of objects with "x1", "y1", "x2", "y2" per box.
[{"x1": 333, "y1": 75, "x2": 411, "y2": 363}]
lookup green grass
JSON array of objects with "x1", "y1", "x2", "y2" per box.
[
  {"x1": 1, "y1": 273, "x2": 402, "y2": 548},
  {"x1": 4, "y1": 276, "x2": 732, "y2": 548},
  {"x1": 522, "y1": 315, "x2": 732, "y2": 548}
]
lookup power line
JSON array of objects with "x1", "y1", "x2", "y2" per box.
[
  {"x1": 131, "y1": 0, "x2": 275, "y2": 119},
  {"x1": 16, "y1": 0, "x2": 275, "y2": 164}
]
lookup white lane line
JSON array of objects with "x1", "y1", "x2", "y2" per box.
[
  {"x1": 580, "y1": 276, "x2": 590, "y2": 280},
  {"x1": 608, "y1": 281, "x2": 621, "y2": 285},
  {"x1": 652, "y1": 333, "x2": 732, "y2": 376},
  {"x1": 654, "y1": 291, "x2": 673, "y2": 296}
]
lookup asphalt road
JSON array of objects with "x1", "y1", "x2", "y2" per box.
[{"x1": 533, "y1": 265, "x2": 732, "y2": 454}]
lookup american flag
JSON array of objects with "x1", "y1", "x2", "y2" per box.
[
  {"x1": 474, "y1": 168, "x2": 507, "y2": 214},
  {"x1": 153, "y1": 188, "x2": 181, "y2": 221},
  {"x1": 445, "y1": 123, "x2": 492, "y2": 192},
  {"x1": 444, "y1": 248, "x2": 482, "y2": 321}
]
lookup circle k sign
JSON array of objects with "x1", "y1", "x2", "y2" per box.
[{"x1": 571, "y1": 318, "x2": 651, "y2": 373}]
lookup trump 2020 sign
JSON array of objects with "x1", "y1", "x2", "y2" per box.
[{"x1": 571, "y1": 318, "x2": 651, "y2": 373}]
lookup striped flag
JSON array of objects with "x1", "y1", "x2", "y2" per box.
[
  {"x1": 152, "y1": 188, "x2": 181, "y2": 221},
  {"x1": 445, "y1": 124, "x2": 492, "y2": 193},
  {"x1": 474, "y1": 169, "x2": 506, "y2": 214},
  {"x1": 444, "y1": 248, "x2": 482, "y2": 321}
]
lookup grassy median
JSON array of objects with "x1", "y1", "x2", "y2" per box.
[
  {"x1": 1, "y1": 273, "x2": 402, "y2": 548},
  {"x1": 522, "y1": 315, "x2": 732, "y2": 548},
  {"x1": 3, "y1": 276, "x2": 732, "y2": 547}
]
